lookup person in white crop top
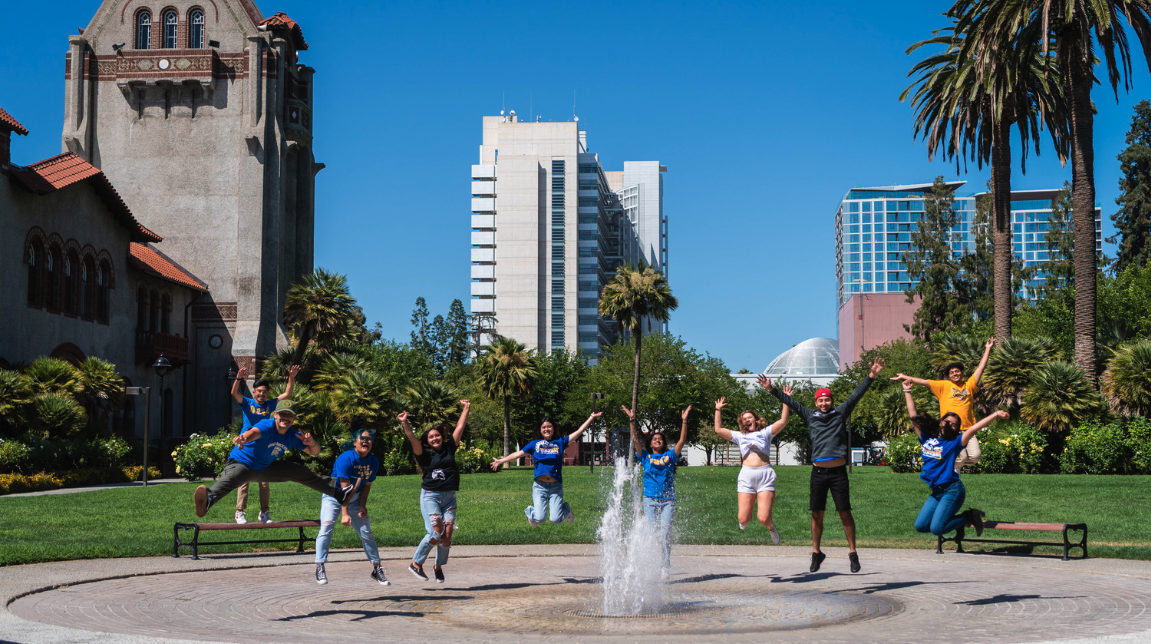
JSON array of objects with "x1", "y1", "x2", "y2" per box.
[{"x1": 713, "y1": 388, "x2": 792, "y2": 544}]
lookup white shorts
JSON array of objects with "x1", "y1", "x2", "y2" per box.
[{"x1": 737, "y1": 464, "x2": 777, "y2": 494}]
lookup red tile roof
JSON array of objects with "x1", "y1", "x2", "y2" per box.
[
  {"x1": 0, "y1": 106, "x2": 28, "y2": 136},
  {"x1": 130, "y1": 243, "x2": 209, "y2": 292},
  {"x1": 258, "y1": 12, "x2": 308, "y2": 50},
  {"x1": 9, "y1": 153, "x2": 162, "y2": 243}
]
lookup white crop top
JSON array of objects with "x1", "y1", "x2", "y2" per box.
[{"x1": 729, "y1": 428, "x2": 773, "y2": 461}]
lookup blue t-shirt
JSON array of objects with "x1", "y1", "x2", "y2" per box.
[
  {"x1": 331, "y1": 449, "x2": 380, "y2": 484},
  {"x1": 239, "y1": 396, "x2": 275, "y2": 431},
  {"x1": 227, "y1": 418, "x2": 305, "y2": 471},
  {"x1": 524, "y1": 436, "x2": 571, "y2": 483},
  {"x1": 638, "y1": 450, "x2": 678, "y2": 500},
  {"x1": 919, "y1": 434, "x2": 965, "y2": 488}
]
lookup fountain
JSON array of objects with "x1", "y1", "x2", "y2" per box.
[{"x1": 594, "y1": 456, "x2": 666, "y2": 615}]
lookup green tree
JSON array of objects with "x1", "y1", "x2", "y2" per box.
[
  {"x1": 1101, "y1": 339, "x2": 1151, "y2": 417},
  {"x1": 444, "y1": 299, "x2": 471, "y2": 370},
  {"x1": 0, "y1": 370, "x2": 31, "y2": 437},
  {"x1": 476, "y1": 336, "x2": 539, "y2": 457},
  {"x1": 1040, "y1": 183, "x2": 1075, "y2": 299},
  {"x1": 903, "y1": 177, "x2": 971, "y2": 344},
  {"x1": 598, "y1": 263, "x2": 679, "y2": 464},
  {"x1": 327, "y1": 369, "x2": 393, "y2": 429},
  {"x1": 23, "y1": 357, "x2": 80, "y2": 398},
  {"x1": 400, "y1": 380, "x2": 461, "y2": 429},
  {"x1": 283, "y1": 268, "x2": 358, "y2": 355},
  {"x1": 1110, "y1": 100, "x2": 1151, "y2": 272},
  {"x1": 409, "y1": 297, "x2": 432, "y2": 358},
  {"x1": 981, "y1": 336, "x2": 1061, "y2": 408},
  {"x1": 74, "y1": 357, "x2": 124, "y2": 434},
  {"x1": 1020, "y1": 360, "x2": 1103, "y2": 432}
]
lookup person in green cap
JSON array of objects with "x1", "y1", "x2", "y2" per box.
[{"x1": 193, "y1": 399, "x2": 356, "y2": 517}]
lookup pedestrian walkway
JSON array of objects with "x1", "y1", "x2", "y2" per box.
[
  {"x1": 3, "y1": 478, "x2": 187, "y2": 498},
  {"x1": 3, "y1": 545, "x2": 1150, "y2": 644}
]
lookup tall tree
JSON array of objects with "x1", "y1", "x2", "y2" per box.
[
  {"x1": 1040, "y1": 183, "x2": 1075, "y2": 299},
  {"x1": 283, "y1": 268, "x2": 357, "y2": 355},
  {"x1": 409, "y1": 297, "x2": 432, "y2": 357},
  {"x1": 598, "y1": 263, "x2": 679, "y2": 465},
  {"x1": 1110, "y1": 99, "x2": 1151, "y2": 271},
  {"x1": 476, "y1": 336, "x2": 539, "y2": 457},
  {"x1": 445, "y1": 299, "x2": 471, "y2": 370},
  {"x1": 903, "y1": 177, "x2": 971, "y2": 344},
  {"x1": 956, "y1": 0, "x2": 1151, "y2": 381},
  {"x1": 428, "y1": 314, "x2": 448, "y2": 377}
]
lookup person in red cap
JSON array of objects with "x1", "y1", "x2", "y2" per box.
[{"x1": 758, "y1": 356, "x2": 884, "y2": 574}]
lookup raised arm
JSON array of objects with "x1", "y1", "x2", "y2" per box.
[
  {"x1": 889, "y1": 373, "x2": 930, "y2": 387},
  {"x1": 768, "y1": 386, "x2": 793, "y2": 435},
  {"x1": 622, "y1": 405, "x2": 643, "y2": 455},
  {"x1": 452, "y1": 399, "x2": 470, "y2": 444},
  {"x1": 674, "y1": 406, "x2": 690, "y2": 456},
  {"x1": 278, "y1": 365, "x2": 301, "y2": 400},
  {"x1": 230, "y1": 367, "x2": 247, "y2": 404},
  {"x1": 398, "y1": 411, "x2": 422, "y2": 456},
  {"x1": 231, "y1": 425, "x2": 261, "y2": 448},
  {"x1": 971, "y1": 337, "x2": 996, "y2": 386},
  {"x1": 713, "y1": 398, "x2": 734, "y2": 442},
  {"x1": 842, "y1": 357, "x2": 884, "y2": 416},
  {"x1": 962, "y1": 409, "x2": 1008, "y2": 446},
  {"x1": 490, "y1": 449, "x2": 526, "y2": 471},
  {"x1": 903, "y1": 382, "x2": 923, "y2": 439},
  {"x1": 569, "y1": 411, "x2": 603, "y2": 442},
  {"x1": 758, "y1": 375, "x2": 812, "y2": 422},
  {"x1": 295, "y1": 431, "x2": 321, "y2": 456}
]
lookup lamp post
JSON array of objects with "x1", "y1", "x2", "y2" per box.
[
  {"x1": 153, "y1": 354, "x2": 172, "y2": 476},
  {"x1": 124, "y1": 386, "x2": 151, "y2": 486},
  {"x1": 589, "y1": 393, "x2": 604, "y2": 473}
]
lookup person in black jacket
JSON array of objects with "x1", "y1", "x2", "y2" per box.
[{"x1": 757, "y1": 356, "x2": 883, "y2": 574}]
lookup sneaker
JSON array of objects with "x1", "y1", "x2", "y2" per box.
[
  {"x1": 338, "y1": 479, "x2": 362, "y2": 505},
  {"x1": 408, "y1": 563, "x2": 429, "y2": 581},
  {"x1": 235, "y1": 510, "x2": 247, "y2": 525},
  {"x1": 809, "y1": 550, "x2": 826, "y2": 573},
  {"x1": 371, "y1": 566, "x2": 390, "y2": 586},
  {"x1": 564, "y1": 508, "x2": 575, "y2": 524},
  {"x1": 849, "y1": 552, "x2": 861, "y2": 573},
  {"x1": 524, "y1": 506, "x2": 540, "y2": 528},
  {"x1": 738, "y1": 523, "x2": 748, "y2": 531},
  {"x1": 433, "y1": 566, "x2": 445, "y2": 584},
  {"x1": 768, "y1": 524, "x2": 782, "y2": 545},
  {"x1": 258, "y1": 511, "x2": 273, "y2": 524},
  {"x1": 967, "y1": 508, "x2": 986, "y2": 537},
  {"x1": 315, "y1": 564, "x2": 327, "y2": 585},
  {"x1": 194, "y1": 486, "x2": 215, "y2": 518}
]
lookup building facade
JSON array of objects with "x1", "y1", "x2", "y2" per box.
[{"x1": 470, "y1": 113, "x2": 666, "y2": 361}]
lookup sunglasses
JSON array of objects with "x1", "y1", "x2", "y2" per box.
[{"x1": 358, "y1": 435, "x2": 374, "y2": 442}]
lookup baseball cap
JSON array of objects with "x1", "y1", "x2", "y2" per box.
[
  {"x1": 815, "y1": 388, "x2": 833, "y2": 400},
  {"x1": 273, "y1": 399, "x2": 297, "y2": 415}
]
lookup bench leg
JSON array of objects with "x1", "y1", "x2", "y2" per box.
[
  {"x1": 936, "y1": 534, "x2": 944, "y2": 554},
  {"x1": 954, "y1": 526, "x2": 965, "y2": 553},
  {"x1": 173, "y1": 524, "x2": 180, "y2": 558},
  {"x1": 191, "y1": 525, "x2": 200, "y2": 560},
  {"x1": 298, "y1": 526, "x2": 305, "y2": 554}
]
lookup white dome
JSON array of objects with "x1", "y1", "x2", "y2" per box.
[{"x1": 764, "y1": 338, "x2": 840, "y2": 378}]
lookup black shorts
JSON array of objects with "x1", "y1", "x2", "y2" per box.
[{"x1": 809, "y1": 464, "x2": 851, "y2": 512}]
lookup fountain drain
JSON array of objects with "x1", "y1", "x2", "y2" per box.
[{"x1": 563, "y1": 608, "x2": 694, "y2": 619}]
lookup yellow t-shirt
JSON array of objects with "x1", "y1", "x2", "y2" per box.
[{"x1": 928, "y1": 376, "x2": 978, "y2": 430}]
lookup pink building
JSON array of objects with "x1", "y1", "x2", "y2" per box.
[{"x1": 837, "y1": 293, "x2": 920, "y2": 370}]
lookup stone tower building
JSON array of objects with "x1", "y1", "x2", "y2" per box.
[{"x1": 65, "y1": 0, "x2": 318, "y2": 432}]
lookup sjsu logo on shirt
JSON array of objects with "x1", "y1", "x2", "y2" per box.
[
  {"x1": 535, "y1": 441, "x2": 561, "y2": 456},
  {"x1": 268, "y1": 442, "x2": 289, "y2": 458},
  {"x1": 921, "y1": 438, "x2": 943, "y2": 461},
  {"x1": 353, "y1": 463, "x2": 374, "y2": 478},
  {"x1": 648, "y1": 453, "x2": 673, "y2": 467},
  {"x1": 430, "y1": 469, "x2": 446, "y2": 481},
  {"x1": 249, "y1": 403, "x2": 271, "y2": 417},
  {"x1": 950, "y1": 387, "x2": 971, "y2": 402}
]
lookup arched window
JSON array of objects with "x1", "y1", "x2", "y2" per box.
[
  {"x1": 98, "y1": 262, "x2": 111, "y2": 323},
  {"x1": 149, "y1": 289, "x2": 160, "y2": 331},
  {"x1": 46, "y1": 246, "x2": 61, "y2": 311},
  {"x1": 136, "y1": 10, "x2": 152, "y2": 49},
  {"x1": 26, "y1": 241, "x2": 42, "y2": 307},
  {"x1": 137, "y1": 286, "x2": 148, "y2": 329},
  {"x1": 64, "y1": 251, "x2": 79, "y2": 314},
  {"x1": 188, "y1": 9, "x2": 205, "y2": 49},
  {"x1": 161, "y1": 293, "x2": 171, "y2": 333},
  {"x1": 162, "y1": 10, "x2": 178, "y2": 49},
  {"x1": 81, "y1": 257, "x2": 95, "y2": 319}
]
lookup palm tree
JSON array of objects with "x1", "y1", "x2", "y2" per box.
[
  {"x1": 283, "y1": 268, "x2": 358, "y2": 357},
  {"x1": 982, "y1": 336, "x2": 1060, "y2": 406},
  {"x1": 476, "y1": 336, "x2": 538, "y2": 458},
  {"x1": 327, "y1": 369, "x2": 392, "y2": 429},
  {"x1": 1101, "y1": 339, "x2": 1151, "y2": 416},
  {"x1": 599, "y1": 263, "x2": 678, "y2": 463},
  {"x1": 401, "y1": 380, "x2": 461, "y2": 429},
  {"x1": 903, "y1": 22, "x2": 1068, "y2": 340},
  {"x1": 1020, "y1": 360, "x2": 1102, "y2": 431},
  {"x1": 74, "y1": 357, "x2": 124, "y2": 433},
  {"x1": 955, "y1": 0, "x2": 1151, "y2": 380}
]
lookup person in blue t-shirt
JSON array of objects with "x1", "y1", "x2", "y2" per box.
[
  {"x1": 902, "y1": 382, "x2": 1007, "y2": 537},
  {"x1": 314, "y1": 427, "x2": 388, "y2": 587},
  {"x1": 228, "y1": 365, "x2": 299, "y2": 524},
  {"x1": 490, "y1": 411, "x2": 603, "y2": 526},
  {"x1": 625, "y1": 404, "x2": 689, "y2": 574},
  {"x1": 192, "y1": 399, "x2": 355, "y2": 518}
]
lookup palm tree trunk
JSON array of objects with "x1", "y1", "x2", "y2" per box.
[
  {"x1": 628, "y1": 327, "x2": 642, "y2": 467},
  {"x1": 1067, "y1": 38, "x2": 1098, "y2": 383},
  {"x1": 992, "y1": 119, "x2": 1013, "y2": 340},
  {"x1": 503, "y1": 394, "x2": 511, "y2": 458}
]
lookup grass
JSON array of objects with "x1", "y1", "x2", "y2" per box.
[{"x1": 0, "y1": 466, "x2": 1147, "y2": 566}]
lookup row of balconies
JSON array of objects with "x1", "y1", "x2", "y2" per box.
[{"x1": 470, "y1": 165, "x2": 498, "y2": 315}]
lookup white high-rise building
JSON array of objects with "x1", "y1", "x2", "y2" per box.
[{"x1": 470, "y1": 113, "x2": 666, "y2": 361}]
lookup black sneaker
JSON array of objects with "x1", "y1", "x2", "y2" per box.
[
  {"x1": 315, "y1": 564, "x2": 327, "y2": 585},
  {"x1": 433, "y1": 566, "x2": 445, "y2": 584},
  {"x1": 194, "y1": 486, "x2": 216, "y2": 518},
  {"x1": 371, "y1": 566, "x2": 390, "y2": 586},
  {"x1": 967, "y1": 508, "x2": 986, "y2": 536},
  {"x1": 408, "y1": 563, "x2": 428, "y2": 581},
  {"x1": 809, "y1": 551, "x2": 826, "y2": 573},
  {"x1": 849, "y1": 552, "x2": 861, "y2": 573},
  {"x1": 338, "y1": 478, "x2": 362, "y2": 505}
]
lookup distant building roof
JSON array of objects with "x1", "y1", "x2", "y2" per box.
[
  {"x1": 764, "y1": 337, "x2": 840, "y2": 378},
  {"x1": 0, "y1": 106, "x2": 28, "y2": 136},
  {"x1": 258, "y1": 12, "x2": 308, "y2": 50},
  {"x1": 130, "y1": 243, "x2": 208, "y2": 291},
  {"x1": 9, "y1": 153, "x2": 161, "y2": 243}
]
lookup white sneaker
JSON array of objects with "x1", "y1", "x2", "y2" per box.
[
  {"x1": 235, "y1": 510, "x2": 247, "y2": 524},
  {"x1": 769, "y1": 524, "x2": 782, "y2": 545},
  {"x1": 258, "y1": 511, "x2": 273, "y2": 523}
]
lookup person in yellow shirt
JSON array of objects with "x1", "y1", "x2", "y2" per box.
[{"x1": 891, "y1": 337, "x2": 995, "y2": 471}]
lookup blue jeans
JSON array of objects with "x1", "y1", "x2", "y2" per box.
[
  {"x1": 528, "y1": 479, "x2": 570, "y2": 524},
  {"x1": 642, "y1": 496, "x2": 676, "y2": 568},
  {"x1": 315, "y1": 492, "x2": 379, "y2": 564},
  {"x1": 413, "y1": 489, "x2": 457, "y2": 566},
  {"x1": 914, "y1": 480, "x2": 967, "y2": 536}
]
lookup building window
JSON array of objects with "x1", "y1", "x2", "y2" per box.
[
  {"x1": 81, "y1": 257, "x2": 95, "y2": 319},
  {"x1": 136, "y1": 10, "x2": 152, "y2": 49},
  {"x1": 161, "y1": 293, "x2": 171, "y2": 333},
  {"x1": 46, "y1": 246, "x2": 61, "y2": 311},
  {"x1": 64, "y1": 251, "x2": 79, "y2": 315},
  {"x1": 149, "y1": 289, "x2": 160, "y2": 331},
  {"x1": 162, "y1": 10, "x2": 178, "y2": 49},
  {"x1": 188, "y1": 9, "x2": 205, "y2": 48},
  {"x1": 26, "y1": 241, "x2": 43, "y2": 307},
  {"x1": 97, "y1": 262, "x2": 111, "y2": 323},
  {"x1": 137, "y1": 287, "x2": 148, "y2": 329}
]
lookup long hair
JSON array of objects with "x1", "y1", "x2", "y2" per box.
[
  {"x1": 647, "y1": 431, "x2": 668, "y2": 453},
  {"x1": 738, "y1": 410, "x2": 769, "y2": 433},
  {"x1": 419, "y1": 423, "x2": 450, "y2": 450},
  {"x1": 911, "y1": 412, "x2": 962, "y2": 440},
  {"x1": 533, "y1": 418, "x2": 559, "y2": 441}
]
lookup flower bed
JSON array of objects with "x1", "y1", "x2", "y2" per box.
[{"x1": 0, "y1": 466, "x2": 163, "y2": 495}]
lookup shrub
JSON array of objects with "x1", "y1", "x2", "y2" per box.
[
  {"x1": 887, "y1": 432, "x2": 922, "y2": 473},
  {"x1": 31, "y1": 393, "x2": 88, "y2": 438},
  {"x1": 1102, "y1": 340, "x2": 1151, "y2": 417},
  {"x1": 982, "y1": 337, "x2": 1060, "y2": 408},
  {"x1": 1127, "y1": 417, "x2": 1151, "y2": 474},
  {"x1": 456, "y1": 439, "x2": 500, "y2": 474},
  {"x1": 1021, "y1": 361, "x2": 1103, "y2": 432},
  {"x1": 0, "y1": 439, "x2": 32, "y2": 474},
  {"x1": 0, "y1": 466, "x2": 162, "y2": 495},
  {"x1": 172, "y1": 432, "x2": 237, "y2": 481},
  {"x1": 1060, "y1": 420, "x2": 1130, "y2": 475},
  {"x1": 972, "y1": 422, "x2": 1051, "y2": 474}
]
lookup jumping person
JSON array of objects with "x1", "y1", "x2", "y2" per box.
[
  {"x1": 623, "y1": 404, "x2": 689, "y2": 576},
  {"x1": 891, "y1": 337, "x2": 995, "y2": 472},
  {"x1": 902, "y1": 381, "x2": 1006, "y2": 538},
  {"x1": 315, "y1": 427, "x2": 388, "y2": 586},
  {"x1": 229, "y1": 365, "x2": 300, "y2": 524},
  {"x1": 758, "y1": 356, "x2": 884, "y2": 574},
  {"x1": 192, "y1": 399, "x2": 355, "y2": 517},
  {"x1": 489, "y1": 411, "x2": 603, "y2": 526},
  {"x1": 399, "y1": 400, "x2": 471, "y2": 584},
  {"x1": 713, "y1": 388, "x2": 792, "y2": 544}
]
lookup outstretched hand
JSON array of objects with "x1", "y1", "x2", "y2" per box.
[
  {"x1": 994, "y1": 409, "x2": 1009, "y2": 420},
  {"x1": 589, "y1": 411, "x2": 604, "y2": 420},
  {"x1": 397, "y1": 411, "x2": 408, "y2": 424},
  {"x1": 889, "y1": 372, "x2": 913, "y2": 382},
  {"x1": 781, "y1": 385, "x2": 794, "y2": 396},
  {"x1": 235, "y1": 367, "x2": 248, "y2": 380},
  {"x1": 715, "y1": 397, "x2": 728, "y2": 411},
  {"x1": 755, "y1": 374, "x2": 774, "y2": 391},
  {"x1": 232, "y1": 434, "x2": 248, "y2": 449},
  {"x1": 295, "y1": 431, "x2": 316, "y2": 447},
  {"x1": 460, "y1": 399, "x2": 471, "y2": 409},
  {"x1": 489, "y1": 458, "x2": 504, "y2": 472},
  {"x1": 621, "y1": 405, "x2": 635, "y2": 420},
  {"x1": 986, "y1": 337, "x2": 997, "y2": 351},
  {"x1": 869, "y1": 357, "x2": 886, "y2": 378},
  {"x1": 287, "y1": 364, "x2": 301, "y2": 379},
  {"x1": 681, "y1": 405, "x2": 692, "y2": 421}
]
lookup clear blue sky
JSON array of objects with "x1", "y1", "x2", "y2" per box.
[{"x1": 2, "y1": 1, "x2": 1145, "y2": 371}]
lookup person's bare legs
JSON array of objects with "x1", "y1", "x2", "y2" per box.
[
  {"x1": 756, "y1": 490, "x2": 776, "y2": 528},
  {"x1": 839, "y1": 510, "x2": 857, "y2": 552},
  {"x1": 736, "y1": 493, "x2": 755, "y2": 529},
  {"x1": 811, "y1": 511, "x2": 825, "y2": 552}
]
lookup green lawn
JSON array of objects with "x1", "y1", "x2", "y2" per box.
[{"x1": 1, "y1": 466, "x2": 1146, "y2": 566}]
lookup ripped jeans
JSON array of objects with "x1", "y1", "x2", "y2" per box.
[
  {"x1": 315, "y1": 492, "x2": 379, "y2": 564},
  {"x1": 413, "y1": 489, "x2": 457, "y2": 567}
]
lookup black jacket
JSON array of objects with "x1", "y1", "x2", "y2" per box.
[{"x1": 771, "y1": 376, "x2": 874, "y2": 462}]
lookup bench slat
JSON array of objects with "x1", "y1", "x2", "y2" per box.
[
  {"x1": 982, "y1": 521, "x2": 1077, "y2": 531},
  {"x1": 187, "y1": 520, "x2": 320, "y2": 531}
]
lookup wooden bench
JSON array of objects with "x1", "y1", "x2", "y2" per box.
[
  {"x1": 173, "y1": 520, "x2": 321, "y2": 560},
  {"x1": 937, "y1": 521, "x2": 1088, "y2": 560}
]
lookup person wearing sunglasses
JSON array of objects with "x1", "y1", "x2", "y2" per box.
[{"x1": 314, "y1": 428, "x2": 387, "y2": 586}]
